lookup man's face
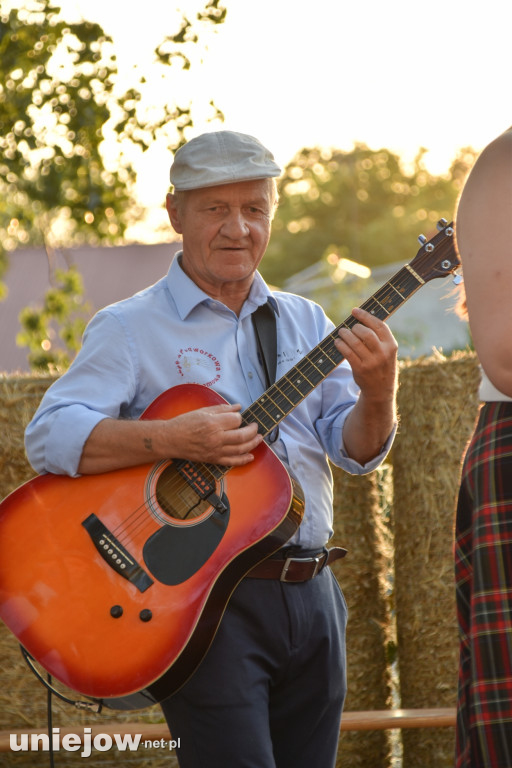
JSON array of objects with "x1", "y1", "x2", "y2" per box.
[{"x1": 166, "y1": 179, "x2": 275, "y2": 300}]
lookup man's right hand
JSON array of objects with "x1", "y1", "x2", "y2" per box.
[
  {"x1": 157, "y1": 403, "x2": 263, "y2": 466},
  {"x1": 77, "y1": 403, "x2": 263, "y2": 476}
]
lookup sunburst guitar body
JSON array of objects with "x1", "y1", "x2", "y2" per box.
[{"x1": 0, "y1": 384, "x2": 304, "y2": 709}]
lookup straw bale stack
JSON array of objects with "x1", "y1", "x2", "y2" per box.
[
  {"x1": 392, "y1": 352, "x2": 480, "y2": 768},
  {"x1": 331, "y1": 465, "x2": 393, "y2": 768},
  {"x1": 0, "y1": 375, "x2": 56, "y2": 500}
]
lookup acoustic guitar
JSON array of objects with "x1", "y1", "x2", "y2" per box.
[{"x1": 0, "y1": 220, "x2": 459, "y2": 710}]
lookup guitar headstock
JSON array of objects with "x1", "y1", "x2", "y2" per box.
[{"x1": 409, "y1": 219, "x2": 460, "y2": 283}]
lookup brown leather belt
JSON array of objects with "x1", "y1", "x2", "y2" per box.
[{"x1": 246, "y1": 547, "x2": 347, "y2": 583}]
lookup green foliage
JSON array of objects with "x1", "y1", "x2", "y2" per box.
[
  {"x1": 261, "y1": 143, "x2": 477, "y2": 287},
  {"x1": 1, "y1": 1, "x2": 124, "y2": 266},
  {"x1": 1, "y1": 0, "x2": 226, "y2": 370},
  {"x1": 17, "y1": 265, "x2": 90, "y2": 372},
  {"x1": 0, "y1": 0, "x2": 226, "y2": 266}
]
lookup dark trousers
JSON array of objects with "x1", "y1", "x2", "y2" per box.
[{"x1": 160, "y1": 566, "x2": 348, "y2": 768}]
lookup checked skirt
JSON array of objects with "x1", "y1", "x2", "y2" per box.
[{"x1": 455, "y1": 402, "x2": 512, "y2": 767}]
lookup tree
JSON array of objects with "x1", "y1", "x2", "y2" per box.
[
  {"x1": 0, "y1": 0, "x2": 226, "y2": 370},
  {"x1": 261, "y1": 143, "x2": 476, "y2": 288},
  {"x1": 16, "y1": 264, "x2": 90, "y2": 370}
]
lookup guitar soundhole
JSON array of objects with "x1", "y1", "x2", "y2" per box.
[{"x1": 154, "y1": 463, "x2": 220, "y2": 523}]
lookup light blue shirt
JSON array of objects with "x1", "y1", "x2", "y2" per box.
[{"x1": 25, "y1": 254, "x2": 394, "y2": 550}]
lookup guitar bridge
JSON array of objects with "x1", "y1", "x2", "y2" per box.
[
  {"x1": 174, "y1": 460, "x2": 216, "y2": 499},
  {"x1": 82, "y1": 514, "x2": 153, "y2": 593}
]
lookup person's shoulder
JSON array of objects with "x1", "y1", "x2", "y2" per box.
[
  {"x1": 99, "y1": 276, "x2": 169, "y2": 317},
  {"x1": 457, "y1": 127, "x2": 512, "y2": 222},
  {"x1": 464, "y1": 127, "x2": 512, "y2": 188},
  {"x1": 482, "y1": 126, "x2": 512, "y2": 156}
]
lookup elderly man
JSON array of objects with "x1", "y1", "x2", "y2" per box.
[{"x1": 25, "y1": 130, "x2": 398, "y2": 767}]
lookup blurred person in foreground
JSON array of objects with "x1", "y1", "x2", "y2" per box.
[
  {"x1": 454, "y1": 126, "x2": 512, "y2": 767},
  {"x1": 25, "y1": 130, "x2": 398, "y2": 768}
]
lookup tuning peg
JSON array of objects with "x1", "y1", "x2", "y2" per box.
[
  {"x1": 437, "y1": 218, "x2": 448, "y2": 231},
  {"x1": 418, "y1": 234, "x2": 427, "y2": 245}
]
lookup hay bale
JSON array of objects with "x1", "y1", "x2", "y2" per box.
[
  {"x1": 392, "y1": 352, "x2": 480, "y2": 768},
  {"x1": 2, "y1": 750, "x2": 178, "y2": 768},
  {"x1": 0, "y1": 374, "x2": 57, "y2": 500},
  {"x1": 331, "y1": 466, "x2": 393, "y2": 768}
]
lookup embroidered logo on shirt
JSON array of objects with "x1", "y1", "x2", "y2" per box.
[{"x1": 175, "y1": 347, "x2": 222, "y2": 388}]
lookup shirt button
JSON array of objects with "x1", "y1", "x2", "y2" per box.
[{"x1": 248, "y1": 372, "x2": 253, "y2": 379}]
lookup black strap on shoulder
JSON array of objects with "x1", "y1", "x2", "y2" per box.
[
  {"x1": 252, "y1": 300, "x2": 279, "y2": 443},
  {"x1": 252, "y1": 300, "x2": 277, "y2": 389}
]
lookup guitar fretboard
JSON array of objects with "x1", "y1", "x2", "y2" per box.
[
  {"x1": 241, "y1": 263, "x2": 428, "y2": 437},
  {"x1": 184, "y1": 221, "x2": 457, "y2": 486}
]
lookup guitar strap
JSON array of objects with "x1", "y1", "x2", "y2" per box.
[
  {"x1": 252, "y1": 300, "x2": 277, "y2": 388},
  {"x1": 252, "y1": 300, "x2": 279, "y2": 442}
]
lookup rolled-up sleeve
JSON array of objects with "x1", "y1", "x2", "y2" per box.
[
  {"x1": 315, "y1": 361, "x2": 397, "y2": 475},
  {"x1": 25, "y1": 310, "x2": 137, "y2": 476},
  {"x1": 26, "y1": 404, "x2": 108, "y2": 477},
  {"x1": 336, "y1": 415, "x2": 397, "y2": 474}
]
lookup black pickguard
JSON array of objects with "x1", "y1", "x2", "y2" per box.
[{"x1": 142, "y1": 497, "x2": 230, "y2": 585}]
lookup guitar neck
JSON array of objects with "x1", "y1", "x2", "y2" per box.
[{"x1": 241, "y1": 262, "x2": 429, "y2": 437}]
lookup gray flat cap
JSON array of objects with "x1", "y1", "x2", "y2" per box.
[{"x1": 170, "y1": 130, "x2": 282, "y2": 191}]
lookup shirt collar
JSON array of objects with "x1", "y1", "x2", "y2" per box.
[{"x1": 166, "y1": 251, "x2": 279, "y2": 320}]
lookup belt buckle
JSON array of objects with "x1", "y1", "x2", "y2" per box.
[{"x1": 279, "y1": 554, "x2": 322, "y2": 582}]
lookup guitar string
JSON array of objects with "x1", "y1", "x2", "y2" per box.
[
  {"x1": 245, "y1": 268, "x2": 421, "y2": 429},
  {"x1": 108, "y1": 274, "x2": 417, "y2": 548},
  {"x1": 108, "y1": 235, "x2": 456, "y2": 546},
  {"x1": 108, "y1": 272, "x2": 424, "y2": 544},
  {"x1": 110, "y1": 462, "x2": 229, "y2": 547}
]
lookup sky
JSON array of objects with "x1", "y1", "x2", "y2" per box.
[{"x1": 13, "y1": 0, "x2": 512, "y2": 236}]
